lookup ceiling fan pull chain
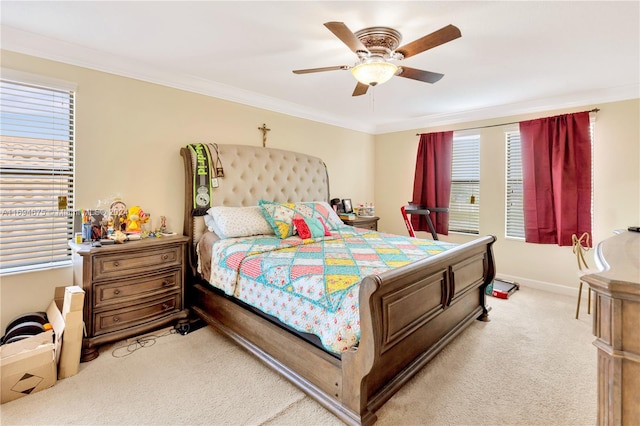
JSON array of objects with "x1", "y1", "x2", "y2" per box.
[{"x1": 370, "y1": 87, "x2": 375, "y2": 113}]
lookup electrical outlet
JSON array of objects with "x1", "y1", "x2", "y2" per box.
[{"x1": 211, "y1": 178, "x2": 219, "y2": 188}]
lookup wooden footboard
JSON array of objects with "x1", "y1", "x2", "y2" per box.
[{"x1": 342, "y1": 234, "x2": 496, "y2": 423}]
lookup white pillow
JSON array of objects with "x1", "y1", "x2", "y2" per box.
[
  {"x1": 206, "y1": 206, "x2": 274, "y2": 238},
  {"x1": 203, "y1": 214, "x2": 226, "y2": 238}
]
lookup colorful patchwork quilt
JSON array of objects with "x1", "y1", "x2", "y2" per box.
[{"x1": 206, "y1": 227, "x2": 457, "y2": 354}]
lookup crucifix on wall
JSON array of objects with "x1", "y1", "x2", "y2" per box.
[{"x1": 258, "y1": 123, "x2": 271, "y2": 147}]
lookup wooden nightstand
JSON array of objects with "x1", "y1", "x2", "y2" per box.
[
  {"x1": 341, "y1": 216, "x2": 379, "y2": 231},
  {"x1": 70, "y1": 235, "x2": 189, "y2": 361}
]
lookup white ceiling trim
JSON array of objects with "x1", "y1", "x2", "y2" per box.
[
  {"x1": 377, "y1": 84, "x2": 640, "y2": 134},
  {"x1": 0, "y1": 26, "x2": 376, "y2": 134},
  {"x1": 2, "y1": 25, "x2": 638, "y2": 136}
]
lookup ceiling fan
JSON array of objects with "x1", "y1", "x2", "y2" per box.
[{"x1": 293, "y1": 22, "x2": 461, "y2": 96}]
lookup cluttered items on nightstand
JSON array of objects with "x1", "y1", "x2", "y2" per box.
[
  {"x1": 76, "y1": 198, "x2": 176, "y2": 245},
  {"x1": 331, "y1": 198, "x2": 375, "y2": 222}
]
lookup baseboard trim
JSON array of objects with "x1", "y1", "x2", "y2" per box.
[{"x1": 496, "y1": 274, "x2": 578, "y2": 298}]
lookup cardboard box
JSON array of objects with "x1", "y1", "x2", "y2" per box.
[
  {"x1": 1, "y1": 286, "x2": 85, "y2": 404},
  {"x1": 56, "y1": 286, "x2": 85, "y2": 379},
  {"x1": 1, "y1": 301, "x2": 63, "y2": 403}
]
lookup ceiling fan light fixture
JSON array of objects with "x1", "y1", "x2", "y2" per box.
[{"x1": 351, "y1": 61, "x2": 398, "y2": 86}]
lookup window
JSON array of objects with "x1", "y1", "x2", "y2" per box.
[
  {"x1": 0, "y1": 76, "x2": 75, "y2": 273},
  {"x1": 449, "y1": 133, "x2": 480, "y2": 234},
  {"x1": 505, "y1": 117, "x2": 594, "y2": 240},
  {"x1": 505, "y1": 131, "x2": 524, "y2": 239}
]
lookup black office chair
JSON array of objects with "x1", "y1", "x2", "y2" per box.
[{"x1": 401, "y1": 203, "x2": 449, "y2": 240}]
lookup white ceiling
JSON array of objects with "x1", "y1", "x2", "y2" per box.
[{"x1": 1, "y1": 1, "x2": 639, "y2": 134}]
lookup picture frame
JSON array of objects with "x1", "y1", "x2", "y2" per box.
[
  {"x1": 81, "y1": 210, "x2": 104, "y2": 241},
  {"x1": 89, "y1": 211, "x2": 104, "y2": 241},
  {"x1": 342, "y1": 198, "x2": 353, "y2": 214}
]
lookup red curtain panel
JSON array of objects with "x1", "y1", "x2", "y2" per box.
[
  {"x1": 412, "y1": 131, "x2": 453, "y2": 235},
  {"x1": 519, "y1": 111, "x2": 592, "y2": 246}
]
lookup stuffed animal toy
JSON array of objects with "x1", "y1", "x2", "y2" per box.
[
  {"x1": 125, "y1": 205, "x2": 148, "y2": 233},
  {"x1": 112, "y1": 230, "x2": 127, "y2": 244}
]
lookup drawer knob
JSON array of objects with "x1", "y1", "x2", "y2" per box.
[
  {"x1": 113, "y1": 261, "x2": 120, "y2": 267},
  {"x1": 161, "y1": 254, "x2": 169, "y2": 261},
  {"x1": 113, "y1": 316, "x2": 120, "y2": 323},
  {"x1": 114, "y1": 289, "x2": 121, "y2": 295},
  {"x1": 162, "y1": 303, "x2": 170, "y2": 310},
  {"x1": 162, "y1": 280, "x2": 172, "y2": 287}
]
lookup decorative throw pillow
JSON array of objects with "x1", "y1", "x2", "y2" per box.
[
  {"x1": 206, "y1": 206, "x2": 274, "y2": 238},
  {"x1": 317, "y1": 217, "x2": 332, "y2": 236},
  {"x1": 259, "y1": 200, "x2": 299, "y2": 238},
  {"x1": 293, "y1": 215, "x2": 326, "y2": 240},
  {"x1": 299, "y1": 201, "x2": 344, "y2": 230},
  {"x1": 259, "y1": 200, "x2": 344, "y2": 239}
]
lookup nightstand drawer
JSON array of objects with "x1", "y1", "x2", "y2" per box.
[
  {"x1": 94, "y1": 293, "x2": 181, "y2": 335},
  {"x1": 92, "y1": 245, "x2": 182, "y2": 280},
  {"x1": 342, "y1": 216, "x2": 379, "y2": 231},
  {"x1": 94, "y1": 270, "x2": 182, "y2": 308},
  {"x1": 357, "y1": 221, "x2": 378, "y2": 231}
]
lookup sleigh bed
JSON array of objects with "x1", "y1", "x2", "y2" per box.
[{"x1": 180, "y1": 143, "x2": 496, "y2": 425}]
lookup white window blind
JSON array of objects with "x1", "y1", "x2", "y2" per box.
[
  {"x1": 0, "y1": 78, "x2": 75, "y2": 273},
  {"x1": 449, "y1": 133, "x2": 480, "y2": 234},
  {"x1": 505, "y1": 131, "x2": 525, "y2": 239}
]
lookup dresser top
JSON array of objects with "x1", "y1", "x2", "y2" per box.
[
  {"x1": 585, "y1": 231, "x2": 640, "y2": 294},
  {"x1": 69, "y1": 234, "x2": 189, "y2": 255}
]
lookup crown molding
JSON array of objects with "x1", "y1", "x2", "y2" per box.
[
  {"x1": 2, "y1": 26, "x2": 637, "y2": 136},
  {"x1": 373, "y1": 84, "x2": 640, "y2": 134},
  {"x1": 0, "y1": 26, "x2": 376, "y2": 134}
]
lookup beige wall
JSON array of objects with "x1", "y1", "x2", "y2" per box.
[
  {"x1": 1, "y1": 50, "x2": 638, "y2": 330},
  {"x1": 0, "y1": 51, "x2": 374, "y2": 330},
  {"x1": 375, "y1": 99, "x2": 640, "y2": 294}
]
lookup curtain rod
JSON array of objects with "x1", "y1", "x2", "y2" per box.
[{"x1": 416, "y1": 108, "x2": 600, "y2": 136}]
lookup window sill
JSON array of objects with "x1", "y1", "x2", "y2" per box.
[
  {"x1": 449, "y1": 230, "x2": 480, "y2": 236},
  {"x1": 0, "y1": 260, "x2": 72, "y2": 277}
]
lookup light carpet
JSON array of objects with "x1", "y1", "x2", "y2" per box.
[{"x1": 0, "y1": 287, "x2": 596, "y2": 425}]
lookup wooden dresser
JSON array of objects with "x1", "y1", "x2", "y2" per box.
[
  {"x1": 71, "y1": 235, "x2": 190, "y2": 361},
  {"x1": 582, "y1": 231, "x2": 640, "y2": 425}
]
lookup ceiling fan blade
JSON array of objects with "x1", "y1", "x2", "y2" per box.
[
  {"x1": 396, "y1": 24, "x2": 461, "y2": 59},
  {"x1": 293, "y1": 65, "x2": 349, "y2": 74},
  {"x1": 324, "y1": 21, "x2": 368, "y2": 53},
  {"x1": 352, "y1": 82, "x2": 369, "y2": 97},
  {"x1": 397, "y1": 67, "x2": 444, "y2": 84}
]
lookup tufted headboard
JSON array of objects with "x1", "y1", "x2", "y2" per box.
[{"x1": 180, "y1": 143, "x2": 330, "y2": 276}]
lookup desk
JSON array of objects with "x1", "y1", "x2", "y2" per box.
[{"x1": 582, "y1": 231, "x2": 640, "y2": 425}]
